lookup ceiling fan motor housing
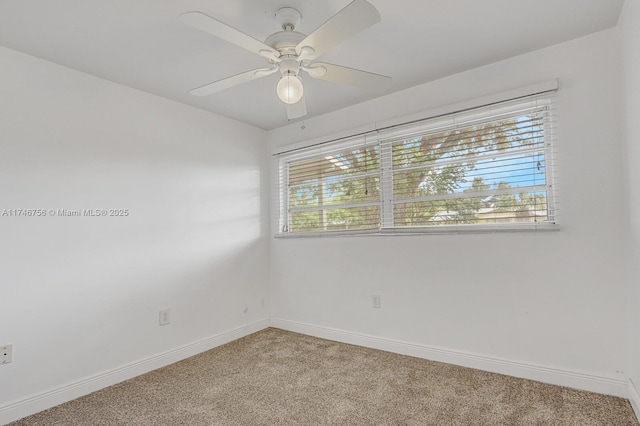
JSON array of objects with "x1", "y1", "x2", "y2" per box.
[{"x1": 265, "y1": 31, "x2": 305, "y2": 57}]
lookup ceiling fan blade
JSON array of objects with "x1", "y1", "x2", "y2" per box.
[
  {"x1": 295, "y1": 0, "x2": 380, "y2": 60},
  {"x1": 305, "y1": 63, "x2": 391, "y2": 90},
  {"x1": 181, "y1": 11, "x2": 280, "y2": 59},
  {"x1": 286, "y1": 96, "x2": 307, "y2": 120},
  {"x1": 190, "y1": 67, "x2": 277, "y2": 97}
]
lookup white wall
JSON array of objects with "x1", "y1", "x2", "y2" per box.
[
  {"x1": 0, "y1": 46, "x2": 269, "y2": 420},
  {"x1": 268, "y1": 29, "x2": 631, "y2": 394},
  {"x1": 619, "y1": 0, "x2": 640, "y2": 411}
]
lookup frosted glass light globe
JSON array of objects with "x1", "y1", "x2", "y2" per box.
[{"x1": 277, "y1": 75, "x2": 304, "y2": 104}]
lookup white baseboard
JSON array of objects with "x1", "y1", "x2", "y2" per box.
[
  {"x1": 270, "y1": 318, "x2": 629, "y2": 399},
  {"x1": 0, "y1": 319, "x2": 270, "y2": 425},
  {"x1": 630, "y1": 379, "x2": 640, "y2": 422},
  {"x1": 2, "y1": 318, "x2": 633, "y2": 425}
]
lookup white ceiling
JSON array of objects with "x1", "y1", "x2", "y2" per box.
[{"x1": 0, "y1": 0, "x2": 624, "y2": 130}]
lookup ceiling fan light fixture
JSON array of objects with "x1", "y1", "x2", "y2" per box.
[{"x1": 277, "y1": 74, "x2": 304, "y2": 104}]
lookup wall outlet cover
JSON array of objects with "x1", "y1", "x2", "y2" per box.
[
  {"x1": 372, "y1": 294, "x2": 381, "y2": 308},
  {"x1": 159, "y1": 309, "x2": 171, "y2": 326},
  {"x1": 1, "y1": 345, "x2": 13, "y2": 364}
]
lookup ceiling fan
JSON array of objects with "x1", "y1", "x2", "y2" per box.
[{"x1": 180, "y1": 0, "x2": 391, "y2": 120}]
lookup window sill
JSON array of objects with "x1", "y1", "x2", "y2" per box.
[{"x1": 274, "y1": 222, "x2": 560, "y2": 238}]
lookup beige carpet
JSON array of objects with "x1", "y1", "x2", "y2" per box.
[{"x1": 10, "y1": 328, "x2": 639, "y2": 425}]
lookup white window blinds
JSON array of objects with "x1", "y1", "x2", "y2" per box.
[{"x1": 277, "y1": 92, "x2": 557, "y2": 236}]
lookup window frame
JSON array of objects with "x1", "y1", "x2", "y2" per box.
[{"x1": 276, "y1": 93, "x2": 558, "y2": 237}]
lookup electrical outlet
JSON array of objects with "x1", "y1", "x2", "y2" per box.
[
  {"x1": 372, "y1": 294, "x2": 381, "y2": 308},
  {"x1": 159, "y1": 309, "x2": 170, "y2": 326},
  {"x1": 1, "y1": 345, "x2": 12, "y2": 365}
]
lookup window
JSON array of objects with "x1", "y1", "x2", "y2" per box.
[
  {"x1": 285, "y1": 144, "x2": 381, "y2": 232},
  {"x1": 277, "y1": 93, "x2": 556, "y2": 236}
]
